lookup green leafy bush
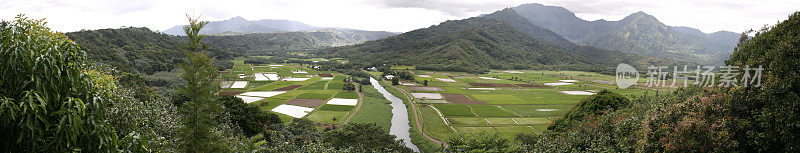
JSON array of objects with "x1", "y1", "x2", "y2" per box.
[{"x1": 0, "y1": 15, "x2": 120, "y2": 152}]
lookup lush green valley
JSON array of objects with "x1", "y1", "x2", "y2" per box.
[{"x1": 3, "y1": 1, "x2": 799, "y2": 153}]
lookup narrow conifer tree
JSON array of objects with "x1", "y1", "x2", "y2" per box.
[{"x1": 177, "y1": 15, "x2": 227, "y2": 152}]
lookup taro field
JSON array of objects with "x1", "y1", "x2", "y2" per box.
[
  {"x1": 389, "y1": 68, "x2": 653, "y2": 140},
  {"x1": 218, "y1": 59, "x2": 360, "y2": 126}
]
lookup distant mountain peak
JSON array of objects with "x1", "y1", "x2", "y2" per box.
[
  {"x1": 511, "y1": 3, "x2": 740, "y2": 65},
  {"x1": 622, "y1": 11, "x2": 658, "y2": 22},
  {"x1": 229, "y1": 16, "x2": 247, "y2": 21}
]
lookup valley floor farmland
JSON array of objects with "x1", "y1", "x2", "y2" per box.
[
  {"x1": 379, "y1": 67, "x2": 654, "y2": 141},
  {"x1": 219, "y1": 59, "x2": 657, "y2": 149},
  {"x1": 219, "y1": 59, "x2": 360, "y2": 124}
]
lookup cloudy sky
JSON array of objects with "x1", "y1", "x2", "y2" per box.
[{"x1": 1, "y1": 0, "x2": 798, "y2": 33}]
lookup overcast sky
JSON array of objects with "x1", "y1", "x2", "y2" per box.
[{"x1": 1, "y1": 0, "x2": 798, "y2": 33}]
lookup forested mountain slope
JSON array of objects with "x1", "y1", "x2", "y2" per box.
[
  {"x1": 66, "y1": 27, "x2": 393, "y2": 75},
  {"x1": 323, "y1": 9, "x2": 673, "y2": 73},
  {"x1": 162, "y1": 16, "x2": 317, "y2": 35},
  {"x1": 512, "y1": 3, "x2": 740, "y2": 65}
]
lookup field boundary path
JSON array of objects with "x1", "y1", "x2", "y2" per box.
[
  {"x1": 383, "y1": 79, "x2": 447, "y2": 146},
  {"x1": 582, "y1": 83, "x2": 614, "y2": 89},
  {"x1": 342, "y1": 82, "x2": 363, "y2": 124}
]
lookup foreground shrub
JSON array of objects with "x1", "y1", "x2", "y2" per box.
[{"x1": 0, "y1": 15, "x2": 119, "y2": 152}]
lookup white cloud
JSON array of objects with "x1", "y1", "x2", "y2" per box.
[{"x1": 1, "y1": 0, "x2": 797, "y2": 33}]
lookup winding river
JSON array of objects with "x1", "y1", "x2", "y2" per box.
[{"x1": 370, "y1": 77, "x2": 420, "y2": 152}]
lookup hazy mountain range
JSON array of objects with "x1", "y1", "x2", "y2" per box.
[
  {"x1": 162, "y1": 16, "x2": 318, "y2": 35},
  {"x1": 323, "y1": 8, "x2": 676, "y2": 73},
  {"x1": 512, "y1": 3, "x2": 741, "y2": 65},
  {"x1": 71, "y1": 3, "x2": 737, "y2": 74}
]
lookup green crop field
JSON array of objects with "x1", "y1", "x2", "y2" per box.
[
  {"x1": 513, "y1": 117, "x2": 552, "y2": 125},
  {"x1": 434, "y1": 104, "x2": 475, "y2": 116},
  {"x1": 485, "y1": 118, "x2": 516, "y2": 125},
  {"x1": 349, "y1": 86, "x2": 392, "y2": 132},
  {"x1": 530, "y1": 125, "x2": 549, "y2": 134},
  {"x1": 447, "y1": 117, "x2": 487, "y2": 125},
  {"x1": 295, "y1": 92, "x2": 332, "y2": 100},
  {"x1": 298, "y1": 81, "x2": 327, "y2": 90},
  {"x1": 219, "y1": 64, "x2": 658, "y2": 145},
  {"x1": 333, "y1": 92, "x2": 359, "y2": 99},
  {"x1": 327, "y1": 82, "x2": 344, "y2": 91},
  {"x1": 249, "y1": 81, "x2": 297, "y2": 91},
  {"x1": 500, "y1": 105, "x2": 573, "y2": 117},
  {"x1": 470, "y1": 94, "x2": 522, "y2": 104},
  {"x1": 418, "y1": 105, "x2": 454, "y2": 140},
  {"x1": 318, "y1": 104, "x2": 355, "y2": 111},
  {"x1": 470, "y1": 105, "x2": 519, "y2": 117},
  {"x1": 393, "y1": 69, "x2": 656, "y2": 142},
  {"x1": 453, "y1": 126, "x2": 535, "y2": 139},
  {"x1": 306, "y1": 110, "x2": 349, "y2": 124}
]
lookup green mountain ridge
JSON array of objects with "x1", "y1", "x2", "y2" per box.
[
  {"x1": 162, "y1": 16, "x2": 317, "y2": 35},
  {"x1": 512, "y1": 3, "x2": 740, "y2": 65},
  {"x1": 323, "y1": 9, "x2": 674, "y2": 73},
  {"x1": 66, "y1": 27, "x2": 393, "y2": 74}
]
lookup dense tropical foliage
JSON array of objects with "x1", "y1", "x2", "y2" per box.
[
  {"x1": 1, "y1": 15, "x2": 421, "y2": 152},
  {"x1": 0, "y1": 15, "x2": 120, "y2": 152}
]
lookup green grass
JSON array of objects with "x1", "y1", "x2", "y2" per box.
[
  {"x1": 447, "y1": 118, "x2": 488, "y2": 125},
  {"x1": 275, "y1": 113, "x2": 295, "y2": 123},
  {"x1": 513, "y1": 117, "x2": 552, "y2": 124},
  {"x1": 493, "y1": 126, "x2": 537, "y2": 138},
  {"x1": 349, "y1": 86, "x2": 392, "y2": 132},
  {"x1": 249, "y1": 81, "x2": 297, "y2": 91},
  {"x1": 470, "y1": 105, "x2": 519, "y2": 117},
  {"x1": 258, "y1": 98, "x2": 289, "y2": 112},
  {"x1": 246, "y1": 81, "x2": 274, "y2": 89},
  {"x1": 333, "y1": 92, "x2": 359, "y2": 99},
  {"x1": 485, "y1": 118, "x2": 515, "y2": 125},
  {"x1": 306, "y1": 110, "x2": 349, "y2": 124},
  {"x1": 327, "y1": 82, "x2": 344, "y2": 91},
  {"x1": 452, "y1": 126, "x2": 535, "y2": 139},
  {"x1": 434, "y1": 104, "x2": 475, "y2": 116},
  {"x1": 298, "y1": 81, "x2": 327, "y2": 90},
  {"x1": 390, "y1": 65, "x2": 415, "y2": 70},
  {"x1": 500, "y1": 105, "x2": 574, "y2": 117},
  {"x1": 470, "y1": 94, "x2": 522, "y2": 104},
  {"x1": 295, "y1": 92, "x2": 332, "y2": 100},
  {"x1": 318, "y1": 105, "x2": 355, "y2": 111},
  {"x1": 416, "y1": 99, "x2": 449, "y2": 104},
  {"x1": 419, "y1": 105, "x2": 454, "y2": 140},
  {"x1": 530, "y1": 124, "x2": 549, "y2": 134}
]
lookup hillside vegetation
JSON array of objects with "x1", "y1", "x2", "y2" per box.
[
  {"x1": 511, "y1": 12, "x2": 800, "y2": 152},
  {"x1": 323, "y1": 9, "x2": 673, "y2": 74},
  {"x1": 66, "y1": 27, "x2": 393, "y2": 75},
  {"x1": 512, "y1": 3, "x2": 740, "y2": 65}
]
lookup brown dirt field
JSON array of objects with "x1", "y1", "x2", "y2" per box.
[
  {"x1": 317, "y1": 73, "x2": 333, "y2": 77},
  {"x1": 218, "y1": 91, "x2": 244, "y2": 96},
  {"x1": 442, "y1": 94, "x2": 486, "y2": 104},
  {"x1": 273, "y1": 85, "x2": 303, "y2": 91},
  {"x1": 285, "y1": 98, "x2": 326, "y2": 108},
  {"x1": 515, "y1": 84, "x2": 548, "y2": 88},
  {"x1": 468, "y1": 83, "x2": 495, "y2": 87},
  {"x1": 492, "y1": 83, "x2": 517, "y2": 87},
  {"x1": 407, "y1": 86, "x2": 446, "y2": 91}
]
